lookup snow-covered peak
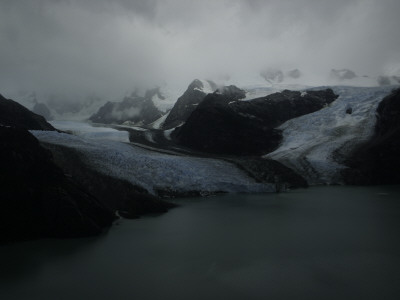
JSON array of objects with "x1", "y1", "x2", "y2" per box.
[
  {"x1": 194, "y1": 79, "x2": 216, "y2": 94},
  {"x1": 187, "y1": 79, "x2": 217, "y2": 94}
]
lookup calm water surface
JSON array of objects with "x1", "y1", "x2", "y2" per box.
[{"x1": 1, "y1": 186, "x2": 400, "y2": 300}]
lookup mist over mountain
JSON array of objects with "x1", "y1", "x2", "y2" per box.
[{"x1": 1, "y1": 0, "x2": 400, "y2": 105}]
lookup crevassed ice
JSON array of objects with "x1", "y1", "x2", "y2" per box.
[
  {"x1": 264, "y1": 85, "x2": 396, "y2": 184},
  {"x1": 31, "y1": 129, "x2": 274, "y2": 195}
]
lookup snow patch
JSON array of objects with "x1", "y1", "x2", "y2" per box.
[
  {"x1": 144, "y1": 131, "x2": 156, "y2": 143},
  {"x1": 243, "y1": 84, "x2": 311, "y2": 100},
  {"x1": 194, "y1": 79, "x2": 216, "y2": 94},
  {"x1": 149, "y1": 112, "x2": 170, "y2": 129},
  {"x1": 164, "y1": 128, "x2": 174, "y2": 140},
  {"x1": 151, "y1": 87, "x2": 181, "y2": 113}
]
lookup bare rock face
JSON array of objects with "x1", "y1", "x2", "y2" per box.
[
  {"x1": 89, "y1": 89, "x2": 162, "y2": 125},
  {"x1": 162, "y1": 79, "x2": 218, "y2": 129},
  {"x1": 343, "y1": 88, "x2": 400, "y2": 184},
  {"x1": 0, "y1": 127, "x2": 115, "y2": 243},
  {"x1": 173, "y1": 89, "x2": 338, "y2": 155},
  {"x1": 0, "y1": 94, "x2": 55, "y2": 130}
]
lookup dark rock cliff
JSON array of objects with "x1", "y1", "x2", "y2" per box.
[
  {"x1": 0, "y1": 94, "x2": 55, "y2": 130},
  {"x1": 0, "y1": 127, "x2": 115, "y2": 243},
  {"x1": 343, "y1": 88, "x2": 400, "y2": 184},
  {"x1": 162, "y1": 79, "x2": 218, "y2": 129}
]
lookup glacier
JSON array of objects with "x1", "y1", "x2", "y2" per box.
[
  {"x1": 264, "y1": 85, "x2": 397, "y2": 185},
  {"x1": 50, "y1": 120, "x2": 130, "y2": 143},
  {"x1": 31, "y1": 124, "x2": 275, "y2": 196}
]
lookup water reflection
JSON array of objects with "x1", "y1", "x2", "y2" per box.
[{"x1": 1, "y1": 186, "x2": 400, "y2": 299}]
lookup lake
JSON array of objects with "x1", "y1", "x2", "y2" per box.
[{"x1": 1, "y1": 186, "x2": 400, "y2": 299}]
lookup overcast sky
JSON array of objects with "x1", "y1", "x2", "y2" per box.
[{"x1": 1, "y1": 0, "x2": 399, "y2": 100}]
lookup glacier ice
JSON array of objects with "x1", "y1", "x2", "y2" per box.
[
  {"x1": 264, "y1": 85, "x2": 397, "y2": 184},
  {"x1": 32, "y1": 124, "x2": 275, "y2": 196}
]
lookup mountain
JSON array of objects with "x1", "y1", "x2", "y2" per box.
[
  {"x1": 173, "y1": 88, "x2": 337, "y2": 155},
  {"x1": 161, "y1": 79, "x2": 218, "y2": 129},
  {"x1": 343, "y1": 88, "x2": 400, "y2": 184},
  {"x1": 0, "y1": 94, "x2": 55, "y2": 130},
  {"x1": 89, "y1": 89, "x2": 163, "y2": 125},
  {"x1": 0, "y1": 94, "x2": 176, "y2": 242}
]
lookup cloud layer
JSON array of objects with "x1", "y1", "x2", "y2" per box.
[{"x1": 1, "y1": 0, "x2": 399, "y2": 100}]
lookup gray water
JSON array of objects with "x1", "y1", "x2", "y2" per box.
[{"x1": 1, "y1": 186, "x2": 400, "y2": 300}]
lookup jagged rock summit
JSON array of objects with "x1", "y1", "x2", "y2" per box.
[{"x1": 162, "y1": 79, "x2": 218, "y2": 129}]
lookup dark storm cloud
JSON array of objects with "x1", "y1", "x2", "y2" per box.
[{"x1": 0, "y1": 0, "x2": 399, "y2": 100}]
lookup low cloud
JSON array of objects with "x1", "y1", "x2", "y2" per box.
[{"x1": 0, "y1": 0, "x2": 399, "y2": 102}]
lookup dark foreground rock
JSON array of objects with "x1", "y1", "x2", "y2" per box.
[
  {"x1": 343, "y1": 88, "x2": 400, "y2": 184},
  {"x1": 229, "y1": 157, "x2": 308, "y2": 189},
  {"x1": 0, "y1": 127, "x2": 115, "y2": 243},
  {"x1": 173, "y1": 89, "x2": 338, "y2": 155},
  {"x1": 0, "y1": 94, "x2": 55, "y2": 130}
]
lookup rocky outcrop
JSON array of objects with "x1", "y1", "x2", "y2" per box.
[
  {"x1": 32, "y1": 102, "x2": 53, "y2": 121},
  {"x1": 173, "y1": 89, "x2": 338, "y2": 155},
  {"x1": 343, "y1": 88, "x2": 400, "y2": 184},
  {"x1": 0, "y1": 94, "x2": 55, "y2": 130},
  {"x1": 0, "y1": 127, "x2": 115, "y2": 243},
  {"x1": 162, "y1": 79, "x2": 218, "y2": 129},
  {"x1": 89, "y1": 90, "x2": 162, "y2": 125}
]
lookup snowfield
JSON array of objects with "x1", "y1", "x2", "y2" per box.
[
  {"x1": 32, "y1": 126, "x2": 275, "y2": 195},
  {"x1": 264, "y1": 85, "x2": 397, "y2": 184}
]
